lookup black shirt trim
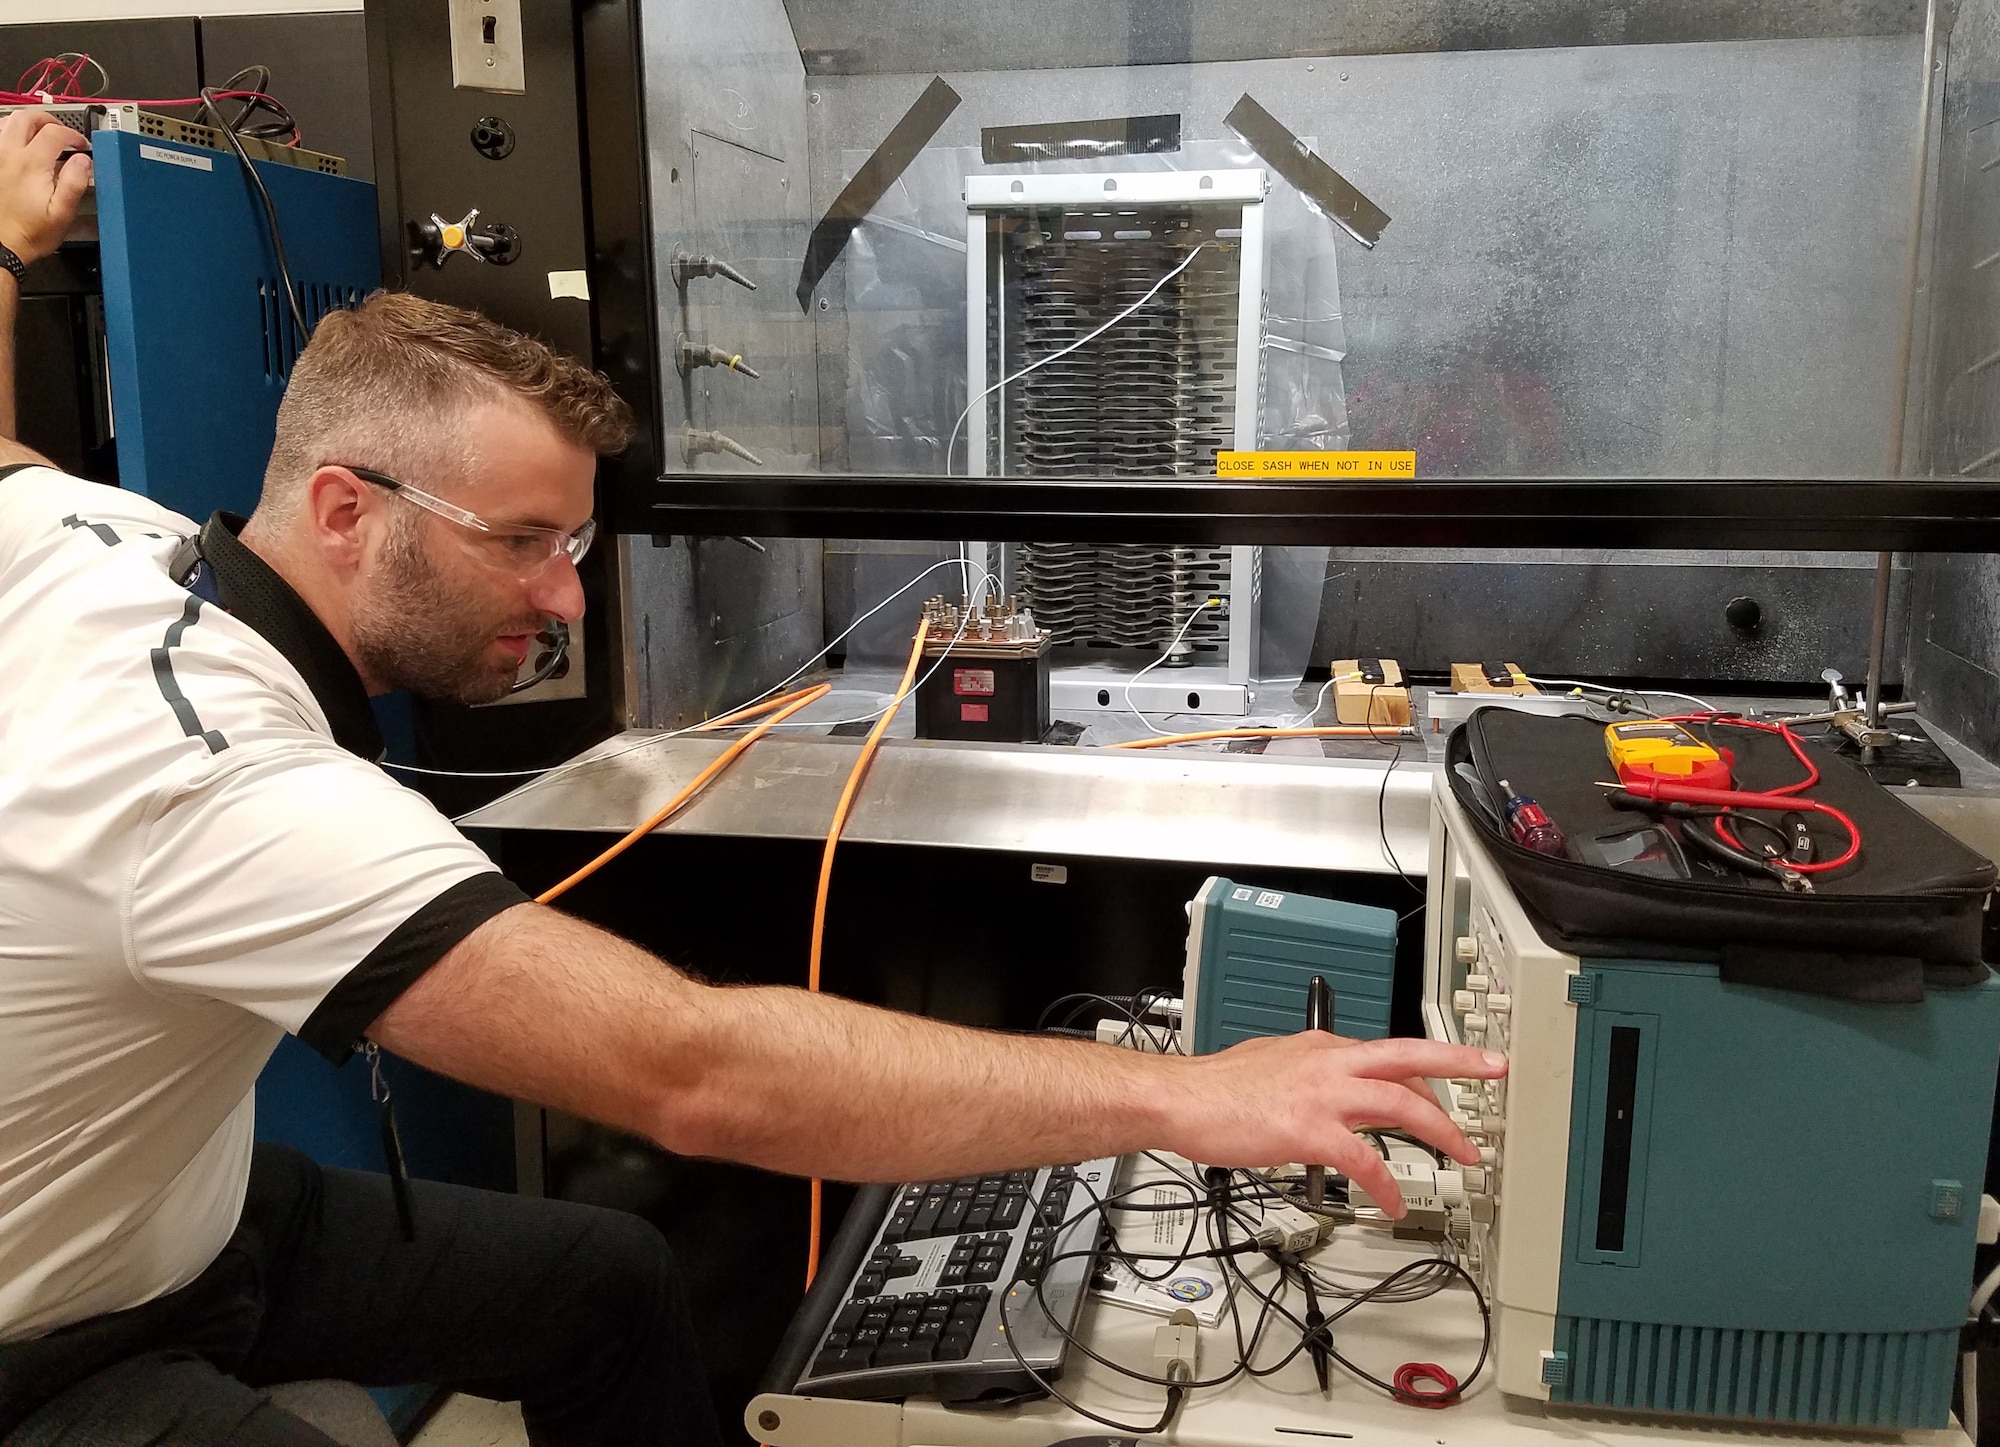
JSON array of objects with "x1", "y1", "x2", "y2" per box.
[
  {"x1": 0, "y1": 461, "x2": 42, "y2": 483},
  {"x1": 198, "y1": 512, "x2": 384, "y2": 762},
  {"x1": 297, "y1": 872, "x2": 530, "y2": 1062},
  {"x1": 150, "y1": 595, "x2": 230, "y2": 754}
]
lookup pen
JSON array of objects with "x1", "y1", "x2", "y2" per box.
[{"x1": 1304, "y1": 975, "x2": 1335, "y2": 1209}]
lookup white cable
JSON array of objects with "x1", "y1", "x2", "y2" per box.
[
  {"x1": 1286, "y1": 671, "x2": 1365, "y2": 728},
  {"x1": 1964, "y1": 1349, "x2": 1980, "y2": 1444},
  {"x1": 943, "y1": 243, "x2": 1210, "y2": 477},
  {"x1": 413, "y1": 554, "x2": 980, "y2": 797},
  {"x1": 1124, "y1": 600, "x2": 1222, "y2": 736},
  {"x1": 761, "y1": 569, "x2": 1002, "y2": 730},
  {"x1": 738, "y1": 555, "x2": 983, "y2": 712},
  {"x1": 1971, "y1": 1260, "x2": 2000, "y2": 1319},
  {"x1": 1523, "y1": 675, "x2": 1717, "y2": 715},
  {"x1": 1291, "y1": 677, "x2": 1336, "y2": 729}
]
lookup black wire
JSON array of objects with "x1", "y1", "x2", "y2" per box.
[
  {"x1": 1376, "y1": 740, "x2": 1426, "y2": 904},
  {"x1": 1363, "y1": 1128, "x2": 1447, "y2": 1166},
  {"x1": 989, "y1": 1172, "x2": 1202, "y2": 1433},
  {"x1": 1035, "y1": 989, "x2": 1179, "y2": 1053},
  {"x1": 200, "y1": 85, "x2": 309, "y2": 343},
  {"x1": 1097, "y1": 1160, "x2": 1493, "y2": 1405},
  {"x1": 213, "y1": 66, "x2": 300, "y2": 144}
]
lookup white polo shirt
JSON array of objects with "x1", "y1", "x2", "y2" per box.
[{"x1": 0, "y1": 463, "x2": 527, "y2": 1344}]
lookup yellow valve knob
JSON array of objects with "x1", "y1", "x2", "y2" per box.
[{"x1": 441, "y1": 224, "x2": 467, "y2": 250}]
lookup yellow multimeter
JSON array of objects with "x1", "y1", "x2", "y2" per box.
[{"x1": 1604, "y1": 720, "x2": 1732, "y2": 788}]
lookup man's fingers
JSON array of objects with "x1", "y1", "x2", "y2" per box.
[
  {"x1": 1341, "y1": 1077, "x2": 1479, "y2": 1167},
  {"x1": 25, "y1": 119, "x2": 89, "y2": 170},
  {"x1": 51, "y1": 152, "x2": 92, "y2": 218},
  {"x1": 0, "y1": 110, "x2": 38, "y2": 148},
  {"x1": 1324, "y1": 1134, "x2": 1406, "y2": 1218},
  {"x1": 1333, "y1": 1036, "x2": 1506, "y2": 1084}
]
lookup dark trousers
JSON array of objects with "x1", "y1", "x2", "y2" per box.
[{"x1": 0, "y1": 1144, "x2": 724, "y2": 1447}]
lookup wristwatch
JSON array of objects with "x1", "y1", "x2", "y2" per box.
[{"x1": 0, "y1": 242, "x2": 24, "y2": 286}]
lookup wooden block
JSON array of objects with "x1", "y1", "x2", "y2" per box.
[
  {"x1": 1449, "y1": 662, "x2": 1539, "y2": 696},
  {"x1": 1331, "y1": 658, "x2": 1412, "y2": 727}
]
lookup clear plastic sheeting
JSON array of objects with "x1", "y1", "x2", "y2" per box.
[
  {"x1": 833, "y1": 138, "x2": 1340, "y2": 681},
  {"x1": 839, "y1": 138, "x2": 1349, "y2": 476}
]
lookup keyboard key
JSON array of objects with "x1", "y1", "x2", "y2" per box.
[
  {"x1": 939, "y1": 1263, "x2": 968, "y2": 1286},
  {"x1": 874, "y1": 1340, "x2": 935, "y2": 1367},
  {"x1": 909, "y1": 1192, "x2": 948, "y2": 1238},
  {"x1": 886, "y1": 1256, "x2": 920, "y2": 1281},
  {"x1": 963, "y1": 1284, "x2": 993, "y2": 1302},
  {"x1": 853, "y1": 1273, "x2": 884, "y2": 1298},
  {"x1": 860, "y1": 1304, "x2": 893, "y2": 1328},
  {"x1": 963, "y1": 1203, "x2": 994, "y2": 1231},
  {"x1": 937, "y1": 1198, "x2": 970, "y2": 1235},
  {"x1": 920, "y1": 1304, "x2": 952, "y2": 1328},
  {"x1": 831, "y1": 1302, "x2": 866, "y2": 1335},
  {"x1": 813, "y1": 1346, "x2": 873, "y2": 1376},
  {"x1": 936, "y1": 1332, "x2": 975, "y2": 1361},
  {"x1": 991, "y1": 1195, "x2": 1025, "y2": 1229}
]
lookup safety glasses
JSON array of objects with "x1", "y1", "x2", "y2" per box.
[{"x1": 343, "y1": 466, "x2": 596, "y2": 576}]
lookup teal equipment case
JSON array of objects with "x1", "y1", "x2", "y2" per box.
[
  {"x1": 1545, "y1": 958, "x2": 2000, "y2": 1427},
  {"x1": 1180, "y1": 876, "x2": 1397, "y2": 1053}
]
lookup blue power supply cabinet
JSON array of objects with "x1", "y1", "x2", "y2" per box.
[
  {"x1": 1181, "y1": 876, "x2": 1398, "y2": 1052},
  {"x1": 90, "y1": 124, "x2": 380, "y2": 519}
]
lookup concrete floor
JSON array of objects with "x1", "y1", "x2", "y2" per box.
[{"x1": 408, "y1": 1396, "x2": 527, "y2": 1446}]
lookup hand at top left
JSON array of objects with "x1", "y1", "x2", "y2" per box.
[{"x1": 0, "y1": 110, "x2": 93, "y2": 268}]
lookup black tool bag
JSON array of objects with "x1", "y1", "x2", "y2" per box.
[{"x1": 1446, "y1": 708, "x2": 1996, "y2": 1000}]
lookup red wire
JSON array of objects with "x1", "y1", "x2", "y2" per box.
[
  {"x1": 1392, "y1": 1362, "x2": 1461, "y2": 1406},
  {"x1": 1633, "y1": 716, "x2": 1861, "y2": 873},
  {"x1": 5, "y1": 62, "x2": 301, "y2": 146}
]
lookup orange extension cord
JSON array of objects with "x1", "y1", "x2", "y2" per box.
[
  {"x1": 1111, "y1": 726, "x2": 1415, "y2": 750},
  {"x1": 533, "y1": 683, "x2": 833, "y2": 905},
  {"x1": 803, "y1": 620, "x2": 931, "y2": 1285}
]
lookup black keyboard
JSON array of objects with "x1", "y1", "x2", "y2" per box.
[{"x1": 792, "y1": 1157, "x2": 1118, "y2": 1405}]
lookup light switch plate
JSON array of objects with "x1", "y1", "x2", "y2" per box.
[{"x1": 448, "y1": 0, "x2": 526, "y2": 95}]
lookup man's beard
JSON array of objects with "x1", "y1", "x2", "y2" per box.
[{"x1": 350, "y1": 523, "x2": 546, "y2": 705}]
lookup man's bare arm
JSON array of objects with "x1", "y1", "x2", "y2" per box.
[
  {"x1": 0, "y1": 109, "x2": 93, "y2": 448},
  {"x1": 370, "y1": 903, "x2": 1504, "y2": 1212}
]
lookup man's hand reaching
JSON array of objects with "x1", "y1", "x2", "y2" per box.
[
  {"x1": 1164, "y1": 1032, "x2": 1505, "y2": 1215},
  {"x1": 0, "y1": 110, "x2": 92, "y2": 451},
  {"x1": 0, "y1": 110, "x2": 93, "y2": 267}
]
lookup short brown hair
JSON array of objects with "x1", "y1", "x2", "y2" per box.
[{"x1": 257, "y1": 291, "x2": 631, "y2": 522}]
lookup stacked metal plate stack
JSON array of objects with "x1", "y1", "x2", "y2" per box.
[{"x1": 1006, "y1": 215, "x2": 1239, "y2": 666}]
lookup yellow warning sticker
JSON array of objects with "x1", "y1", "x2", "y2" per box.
[{"x1": 1218, "y1": 450, "x2": 1417, "y2": 478}]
